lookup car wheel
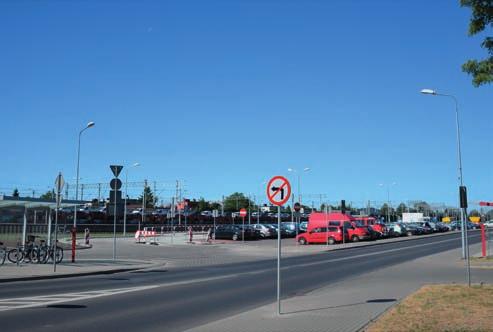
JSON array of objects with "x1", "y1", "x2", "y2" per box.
[
  {"x1": 298, "y1": 237, "x2": 307, "y2": 245},
  {"x1": 406, "y1": 231, "x2": 413, "y2": 237},
  {"x1": 232, "y1": 234, "x2": 239, "y2": 241},
  {"x1": 328, "y1": 237, "x2": 335, "y2": 245},
  {"x1": 351, "y1": 235, "x2": 359, "y2": 243}
]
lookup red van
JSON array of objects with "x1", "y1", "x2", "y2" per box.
[
  {"x1": 296, "y1": 226, "x2": 344, "y2": 245},
  {"x1": 296, "y1": 212, "x2": 370, "y2": 244}
]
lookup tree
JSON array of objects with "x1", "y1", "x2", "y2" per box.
[
  {"x1": 461, "y1": 0, "x2": 493, "y2": 86},
  {"x1": 223, "y1": 193, "x2": 253, "y2": 212},
  {"x1": 396, "y1": 203, "x2": 408, "y2": 216},
  {"x1": 380, "y1": 203, "x2": 391, "y2": 221},
  {"x1": 197, "y1": 198, "x2": 212, "y2": 212},
  {"x1": 413, "y1": 201, "x2": 431, "y2": 214},
  {"x1": 12, "y1": 188, "x2": 19, "y2": 197},
  {"x1": 40, "y1": 190, "x2": 55, "y2": 200},
  {"x1": 138, "y1": 185, "x2": 157, "y2": 208}
]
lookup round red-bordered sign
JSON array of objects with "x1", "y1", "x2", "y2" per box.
[
  {"x1": 239, "y1": 208, "x2": 247, "y2": 217},
  {"x1": 266, "y1": 176, "x2": 291, "y2": 207}
]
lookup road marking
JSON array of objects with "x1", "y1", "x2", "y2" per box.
[
  {"x1": 0, "y1": 285, "x2": 158, "y2": 312},
  {"x1": 285, "y1": 235, "x2": 465, "y2": 269}
]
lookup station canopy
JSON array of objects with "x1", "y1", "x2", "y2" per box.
[{"x1": 0, "y1": 195, "x2": 89, "y2": 209}]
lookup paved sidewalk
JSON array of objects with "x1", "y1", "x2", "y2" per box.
[
  {"x1": 0, "y1": 258, "x2": 165, "y2": 282},
  {"x1": 184, "y1": 243, "x2": 493, "y2": 332}
]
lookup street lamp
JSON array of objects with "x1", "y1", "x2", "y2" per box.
[
  {"x1": 288, "y1": 167, "x2": 310, "y2": 236},
  {"x1": 123, "y1": 162, "x2": 140, "y2": 236},
  {"x1": 379, "y1": 182, "x2": 396, "y2": 223},
  {"x1": 421, "y1": 88, "x2": 470, "y2": 285},
  {"x1": 74, "y1": 121, "x2": 95, "y2": 228},
  {"x1": 287, "y1": 167, "x2": 311, "y2": 205}
]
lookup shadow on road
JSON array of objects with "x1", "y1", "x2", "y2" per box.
[{"x1": 282, "y1": 298, "x2": 396, "y2": 315}]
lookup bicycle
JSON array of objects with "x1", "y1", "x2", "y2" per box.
[
  {"x1": 39, "y1": 242, "x2": 63, "y2": 264},
  {"x1": 7, "y1": 241, "x2": 39, "y2": 264},
  {"x1": 0, "y1": 242, "x2": 6, "y2": 266}
]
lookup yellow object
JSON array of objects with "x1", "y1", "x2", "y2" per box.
[
  {"x1": 469, "y1": 216, "x2": 480, "y2": 223},
  {"x1": 442, "y1": 217, "x2": 451, "y2": 223}
]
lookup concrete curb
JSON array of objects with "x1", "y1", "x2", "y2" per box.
[
  {"x1": 0, "y1": 262, "x2": 166, "y2": 283},
  {"x1": 319, "y1": 230, "x2": 478, "y2": 253}
]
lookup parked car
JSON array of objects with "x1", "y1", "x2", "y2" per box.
[
  {"x1": 299, "y1": 221, "x2": 308, "y2": 233},
  {"x1": 268, "y1": 224, "x2": 293, "y2": 238},
  {"x1": 484, "y1": 220, "x2": 493, "y2": 228},
  {"x1": 280, "y1": 222, "x2": 299, "y2": 238},
  {"x1": 296, "y1": 226, "x2": 344, "y2": 245},
  {"x1": 449, "y1": 221, "x2": 477, "y2": 230},
  {"x1": 250, "y1": 224, "x2": 273, "y2": 238},
  {"x1": 404, "y1": 223, "x2": 425, "y2": 236},
  {"x1": 354, "y1": 217, "x2": 388, "y2": 238},
  {"x1": 416, "y1": 222, "x2": 434, "y2": 234},
  {"x1": 213, "y1": 224, "x2": 259, "y2": 241},
  {"x1": 387, "y1": 222, "x2": 407, "y2": 237},
  {"x1": 434, "y1": 222, "x2": 451, "y2": 232}
]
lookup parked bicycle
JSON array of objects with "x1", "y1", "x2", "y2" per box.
[
  {"x1": 7, "y1": 240, "x2": 40, "y2": 264},
  {"x1": 0, "y1": 242, "x2": 6, "y2": 266},
  {"x1": 38, "y1": 240, "x2": 63, "y2": 264}
]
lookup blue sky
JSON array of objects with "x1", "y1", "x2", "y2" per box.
[{"x1": 1, "y1": 0, "x2": 491, "y2": 207}]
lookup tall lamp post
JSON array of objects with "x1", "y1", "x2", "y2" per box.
[
  {"x1": 287, "y1": 167, "x2": 311, "y2": 206},
  {"x1": 288, "y1": 167, "x2": 310, "y2": 232},
  {"x1": 379, "y1": 182, "x2": 396, "y2": 223},
  {"x1": 123, "y1": 163, "x2": 140, "y2": 236},
  {"x1": 74, "y1": 121, "x2": 95, "y2": 228},
  {"x1": 421, "y1": 88, "x2": 470, "y2": 285}
]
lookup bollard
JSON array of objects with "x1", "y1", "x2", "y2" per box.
[
  {"x1": 71, "y1": 227, "x2": 77, "y2": 263},
  {"x1": 481, "y1": 223, "x2": 486, "y2": 257},
  {"x1": 188, "y1": 226, "x2": 193, "y2": 243},
  {"x1": 84, "y1": 228, "x2": 90, "y2": 245}
]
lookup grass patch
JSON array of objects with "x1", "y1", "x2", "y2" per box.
[
  {"x1": 471, "y1": 256, "x2": 493, "y2": 262},
  {"x1": 367, "y1": 284, "x2": 493, "y2": 332}
]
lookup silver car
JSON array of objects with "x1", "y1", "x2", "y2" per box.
[{"x1": 251, "y1": 224, "x2": 273, "y2": 238}]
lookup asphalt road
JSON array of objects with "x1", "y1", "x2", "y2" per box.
[{"x1": 0, "y1": 231, "x2": 481, "y2": 332}]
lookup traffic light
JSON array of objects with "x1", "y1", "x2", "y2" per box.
[
  {"x1": 459, "y1": 186, "x2": 468, "y2": 209},
  {"x1": 341, "y1": 200, "x2": 346, "y2": 214}
]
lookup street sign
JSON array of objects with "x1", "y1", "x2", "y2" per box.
[
  {"x1": 266, "y1": 176, "x2": 291, "y2": 206},
  {"x1": 110, "y1": 165, "x2": 123, "y2": 178},
  {"x1": 293, "y1": 202, "x2": 301, "y2": 212},
  {"x1": 55, "y1": 173, "x2": 65, "y2": 195},
  {"x1": 212, "y1": 210, "x2": 219, "y2": 218},
  {"x1": 54, "y1": 172, "x2": 65, "y2": 206},
  {"x1": 239, "y1": 208, "x2": 247, "y2": 217},
  {"x1": 479, "y1": 201, "x2": 493, "y2": 206},
  {"x1": 110, "y1": 178, "x2": 122, "y2": 190}
]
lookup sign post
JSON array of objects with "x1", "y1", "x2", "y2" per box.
[
  {"x1": 240, "y1": 208, "x2": 247, "y2": 242},
  {"x1": 54, "y1": 172, "x2": 65, "y2": 272},
  {"x1": 212, "y1": 210, "x2": 219, "y2": 241},
  {"x1": 266, "y1": 175, "x2": 291, "y2": 315},
  {"x1": 294, "y1": 202, "x2": 301, "y2": 239},
  {"x1": 110, "y1": 165, "x2": 123, "y2": 261}
]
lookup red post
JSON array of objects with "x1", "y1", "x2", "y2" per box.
[
  {"x1": 481, "y1": 223, "x2": 486, "y2": 257},
  {"x1": 71, "y1": 227, "x2": 77, "y2": 263}
]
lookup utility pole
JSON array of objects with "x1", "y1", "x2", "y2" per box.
[
  {"x1": 98, "y1": 183, "x2": 101, "y2": 203},
  {"x1": 141, "y1": 179, "x2": 147, "y2": 231}
]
